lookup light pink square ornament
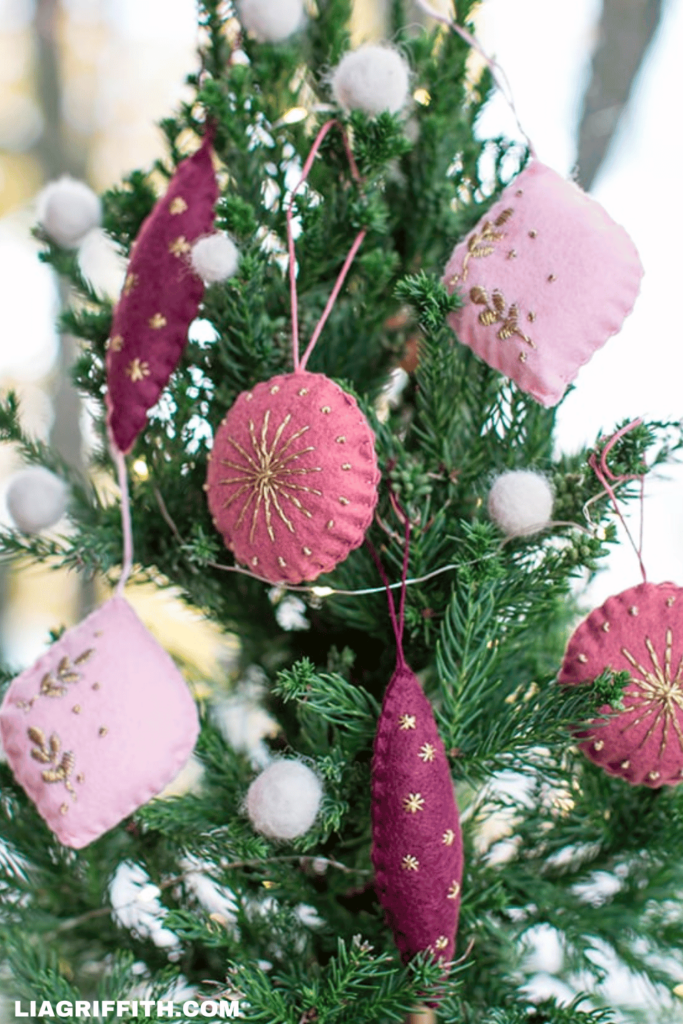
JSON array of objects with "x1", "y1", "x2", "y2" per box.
[
  {"x1": 0, "y1": 596, "x2": 199, "y2": 848},
  {"x1": 442, "y1": 161, "x2": 643, "y2": 406}
]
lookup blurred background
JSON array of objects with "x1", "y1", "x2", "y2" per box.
[{"x1": 0, "y1": 0, "x2": 681, "y2": 699}]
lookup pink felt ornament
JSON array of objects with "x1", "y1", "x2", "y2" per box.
[
  {"x1": 106, "y1": 129, "x2": 218, "y2": 454},
  {"x1": 558, "y1": 581, "x2": 683, "y2": 788},
  {"x1": 205, "y1": 121, "x2": 379, "y2": 585},
  {"x1": 441, "y1": 160, "x2": 643, "y2": 407},
  {"x1": 369, "y1": 528, "x2": 463, "y2": 968},
  {"x1": 0, "y1": 595, "x2": 199, "y2": 848}
]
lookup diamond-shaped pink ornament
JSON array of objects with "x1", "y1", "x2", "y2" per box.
[
  {"x1": 442, "y1": 161, "x2": 643, "y2": 406},
  {"x1": 0, "y1": 596, "x2": 199, "y2": 848}
]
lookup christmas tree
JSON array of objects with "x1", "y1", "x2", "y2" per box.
[{"x1": 2, "y1": 2, "x2": 683, "y2": 1022}]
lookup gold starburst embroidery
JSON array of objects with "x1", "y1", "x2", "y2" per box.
[
  {"x1": 419, "y1": 742, "x2": 436, "y2": 763},
  {"x1": 398, "y1": 714, "x2": 416, "y2": 730},
  {"x1": 219, "y1": 409, "x2": 323, "y2": 543},
  {"x1": 470, "y1": 287, "x2": 535, "y2": 348},
  {"x1": 149, "y1": 313, "x2": 167, "y2": 329},
  {"x1": 447, "y1": 880, "x2": 461, "y2": 900},
  {"x1": 123, "y1": 273, "x2": 138, "y2": 296},
  {"x1": 169, "y1": 196, "x2": 188, "y2": 215},
  {"x1": 403, "y1": 793, "x2": 425, "y2": 814},
  {"x1": 108, "y1": 334, "x2": 124, "y2": 352},
  {"x1": 126, "y1": 358, "x2": 151, "y2": 382},
  {"x1": 620, "y1": 630, "x2": 683, "y2": 756},
  {"x1": 402, "y1": 855, "x2": 419, "y2": 872},
  {"x1": 434, "y1": 936, "x2": 449, "y2": 951},
  {"x1": 442, "y1": 829, "x2": 455, "y2": 846},
  {"x1": 169, "y1": 236, "x2": 191, "y2": 257}
]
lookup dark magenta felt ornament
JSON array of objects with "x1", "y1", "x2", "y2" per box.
[
  {"x1": 106, "y1": 129, "x2": 218, "y2": 454},
  {"x1": 369, "y1": 532, "x2": 463, "y2": 967},
  {"x1": 559, "y1": 581, "x2": 683, "y2": 788},
  {"x1": 204, "y1": 120, "x2": 379, "y2": 585}
]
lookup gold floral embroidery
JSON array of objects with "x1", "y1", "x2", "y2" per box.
[
  {"x1": 28, "y1": 727, "x2": 76, "y2": 799},
  {"x1": 442, "y1": 829, "x2": 455, "y2": 846},
  {"x1": 447, "y1": 880, "x2": 461, "y2": 900},
  {"x1": 126, "y1": 358, "x2": 151, "y2": 382},
  {"x1": 469, "y1": 287, "x2": 535, "y2": 348},
  {"x1": 169, "y1": 236, "x2": 191, "y2": 257},
  {"x1": 434, "y1": 936, "x2": 449, "y2": 951},
  {"x1": 403, "y1": 793, "x2": 425, "y2": 814},
  {"x1": 402, "y1": 855, "x2": 419, "y2": 872},
  {"x1": 419, "y1": 742, "x2": 436, "y2": 762},
  {"x1": 451, "y1": 207, "x2": 515, "y2": 284},
  {"x1": 123, "y1": 273, "x2": 138, "y2": 296},
  {"x1": 169, "y1": 196, "x2": 188, "y2": 215},
  {"x1": 398, "y1": 714, "x2": 416, "y2": 730},
  {"x1": 149, "y1": 313, "x2": 167, "y2": 330}
]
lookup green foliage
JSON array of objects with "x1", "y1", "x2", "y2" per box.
[{"x1": 2, "y1": 2, "x2": 683, "y2": 1022}]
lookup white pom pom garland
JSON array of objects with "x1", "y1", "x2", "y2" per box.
[
  {"x1": 331, "y1": 44, "x2": 410, "y2": 116},
  {"x1": 487, "y1": 470, "x2": 553, "y2": 537},
  {"x1": 246, "y1": 760, "x2": 323, "y2": 839},
  {"x1": 37, "y1": 176, "x2": 101, "y2": 249},
  {"x1": 6, "y1": 467, "x2": 69, "y2": 534},
  {"x1": 191, "y1": 233, "x2": 240, "y2": 284},
  {"x1": 238, "y1": 0, "x2": 304, "y2": 42}
]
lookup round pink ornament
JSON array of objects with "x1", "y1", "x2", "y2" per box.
[
  {"x1": 558, "y1": 582, "x2": 683, "y2": 787},
  {"x1": 205, "y1": 371, "x2": 380, "y2": 584},
  {"x1": 442, "y1": 161, "x2": 643, "y2": 407}
]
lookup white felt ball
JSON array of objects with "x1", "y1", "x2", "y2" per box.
[
  {"x1": 487, "y1": 470, "x2": 553, "y2": 537},
  {"x1": 238, "y1": 0, "x2": 304, "y2": 42},
  {"x1": 37, "y1": 176, "x2": 101, "y2": 248},
  {"x1": 191, "y1": 233, "x2": 240, "y2": 284},
  {"x1": 6, "y1": 467, "x2": 69, "y2": 534},
  {"x1": 246, "y1": 760, "x2": 323, "y2": 840},
  {"x1": 331, "y1": 44, "x2": 411, "y2": 116}
]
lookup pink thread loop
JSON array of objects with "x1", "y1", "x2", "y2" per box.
[
  {"x1": 112, "y1": 445, "x2": 134, "y2": 594},
  {"x1": 286, "y1": 119, "x2": 365, "y2": 371},
  {"x1": 365, "y1": 504, "x2": 412, "y2": 666},
  {"x1": 587, "y1": 418, "x2": 647, "y2": 583},
  {"x1": 414, "y1": 0, "x2": 537, "y2": 159}
]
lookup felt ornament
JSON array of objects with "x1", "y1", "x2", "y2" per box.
[
  {"x1": 106, "y1": 129, "x2": 218, "y2": 455},
  {"x1": 191, "y1": 233, "x2": 239, "y2": 283},
  {"x1": 331, "y1": 45, "x2": 410, "y2": 116},
  {"x1": 37, "y1": 176, "x2": 101, "y2": 248},
  {"x1": 5, "y1": 466, "x2": 69, "y2": 534},
  {"x1": 0, "y1": 595, "x2": 199, "y2": 848},
  {"x1": 442, "y1": 161, "x2": 643, "y2": 407},
  {"x1": 238, "y1": 0, "x2": 304, "y2": 42},
  {"x1": 370, "y1": 532, "x2": 463, "y2": 967},
  {"x1": 205, "y1": 120, "x2": 379, "y2": 585},
  {"x1": 558, "y1": 581, "x2": 683, "y2": 789},
  {"x1": 246, "y1": 759, "x2": 323, "y2": 839},
  {"x1": 487, "y1": 469, "x2": 553, "y2": 537}
]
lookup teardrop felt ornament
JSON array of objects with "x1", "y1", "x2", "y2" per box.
[
  {"x1": 205, "y1": 371, "x2": 380, "y2": 584},
  {"x1": 442, "y1": 161, "x2": 643, "y2": 407},
  {"x1": 371, "y1": 662, "x2": 463, "y2": 964},
  {"x1": 0, "y1": 596, "x2": 199, "y2": 847},
  {"x1": 106, "y1": 131, "x2": 218, "y2": 454},
  {"x1": 558, "y1": 581, "x2": 683, "y2": 787}
]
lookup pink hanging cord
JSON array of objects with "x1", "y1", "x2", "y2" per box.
[
  {"x1": 414, "y1": 0, "x2": 537, "y2": 159},
  {"x1": 365, "y1": 507, "x2": 412, "y2": 665},
  {"x1": 587, "y1": 418, "x2": 648, "y2": 583},
  {"x1": 286, "y1": 119, "x2": 366, "y2": 372},
  {"x1": 112, "y1": 444, "x2": 134, "y2": 595}
]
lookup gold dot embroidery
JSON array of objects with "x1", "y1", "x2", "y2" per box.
[
  {"x1": 246, "y1": 393, "x2": 253, "y2": 401},
  {"x1": 402, "y1": 855, "x2": 419, "y2": 872},
  {"x1": 76, "y1": 773, "x2": 85, "y2": 784},
  {"x1": 435, "y1": 936, "x2": 449, "y2": 951},
  {"x1": 529, "y1": 229, "x2": 538, "y2": 238},
  {"x1": 507, "y1": 249, "x2": 517, "y2": 259},
  {"x1": 277, "y1": 556, "x2": 287, "y2": 567},
  {"x1": 519, "y1": 352, "x2": 528, "y2": 363},
  {"x1": 60, "y1": 804, "x2": 69, "y2": 816},
  {"x1": 342, "y1": 463, "x2": 352, "y2": 471},
  {"x1": 442, "y1": 829, "x2": 455, "y2": 846},
  {"x1": 403, "y1": 793, "x2": 425, "y2": 814},
  {"x1": 321, "y1": 406, "x2": 331, "y2": 414},
  {"x1": 302, "y1": 546, "x2": 312, "y2": 556},
  {"x1": 92, "y1": 683, "x2": 101, "y2": 691},
  {"x1": 419, "y1": 743, "x2": 436, "y2": 763},
  {"x1": 72, "y1": 705, "x2": 81, "y2": 715},
  {"x1": 338, "y1": 497, "x2": 350, "y2": 506},
  {"x1": 326, "y1": 520, "x2": 335, "y2": 530},
  {"x1": 547, "y1": 274, "x2": 557, "y2": 282},
  {"x1": 515, "y1": 189, "x2": 523, "y2": 197},
  {"x1": 602, "y1": 622, "x2": 610, "y2": 633},
  {"x1": 169, "y1": 196, "x2": 188, "y2": 215},
  {"x1": 169, "y1": 236, "x2": 191, "y2": 257},
  {"x1": 125, "y1": 358, "x2": 151, "y2": 382},
  {"x1": 149, "y1": 313, "x2": 167, "y2": 330},
  {"x1": 298, "y1": 388, "x2": 308, "y2": 396},
  {"x1": 336, "y1": 436, "x2": 346, "y2": 444},
  {"x1": 667, "y1": 597, "x2": 676, "y2": 607},
  {"x1": 108, "y1": 334, "x2": 124, "y2": 352},
  {"x1": 629, "y1": 606, "x2": 639, "y2": 616},
  {"x1": 399, "y1": 714, "x2": 416, "y2": 730},
  {"x1": 621, "y1": 760, "x2": 630, "y2": 770},
  {"x1": 99, "y1": 727, "x2": 108, "y2": 737},
  {"x1": 270, "y1": 385, "x2": 280, "y2": 394},
  {"x1": 577, "y1": 654, "x2": 588, "y2": 664},
  {"x1": 447, "y1": 880, "x2": 461, "y2": 900},
  {"x1": 252, "y1": 556, "x2": 259, "y2": 566},
  {"x1": 527, "y1": 312, "x2": 536, "y2": 322},
  {"x1": 123, "y1": 272, "x2": 138, "y2": 296},
  {"x1": 594, "y1": 740, "x2": 604, "y2": 751},
  {"x1": 649, "y1": 770, "x2": 661, "y2": 781}
]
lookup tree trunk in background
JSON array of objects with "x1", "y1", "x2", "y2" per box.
[{"x1": 576, "y1": 0, "x2": 664, "y2": 190}]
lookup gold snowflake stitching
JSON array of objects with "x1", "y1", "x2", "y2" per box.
[
  {"x1": 219, "y1": 410, "x2": 323, "y2": 543},
  {"x1": 620, "y1": 630, "x2": 683, "y2": 756}
]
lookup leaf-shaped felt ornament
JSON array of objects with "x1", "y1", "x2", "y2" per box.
[
  {"x1": 558, "y1": 581, "x2": 683, "y2": 787},
  {"x1": 205, "y1": 371, "x2": 380, "y2": 584},
  {"x1": 0, "y1": 596, "x2": 199, "y2": 847},
  {"x1": 372, "y1": 662, "x2": 464, "y2": 965},
  {"x1": 106, "y1": 131, "x2": 218, "y2": 453},
  {"x1": 442, "y1": 161, "x2": 643, "y2": 407}
]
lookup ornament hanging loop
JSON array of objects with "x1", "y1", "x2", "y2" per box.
[
  {"x1": 586, "y1": 418, "x2": 648, "y2": 583},
  {"x1": 112, "y1": 445, "x2": 134, "y2": 595},
  {"x1": 287, "y1": 119, "x2": 366, "y2": 372},
  {"x1": 366, "y1": 493, "x2": 412, "y2": 667}
]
